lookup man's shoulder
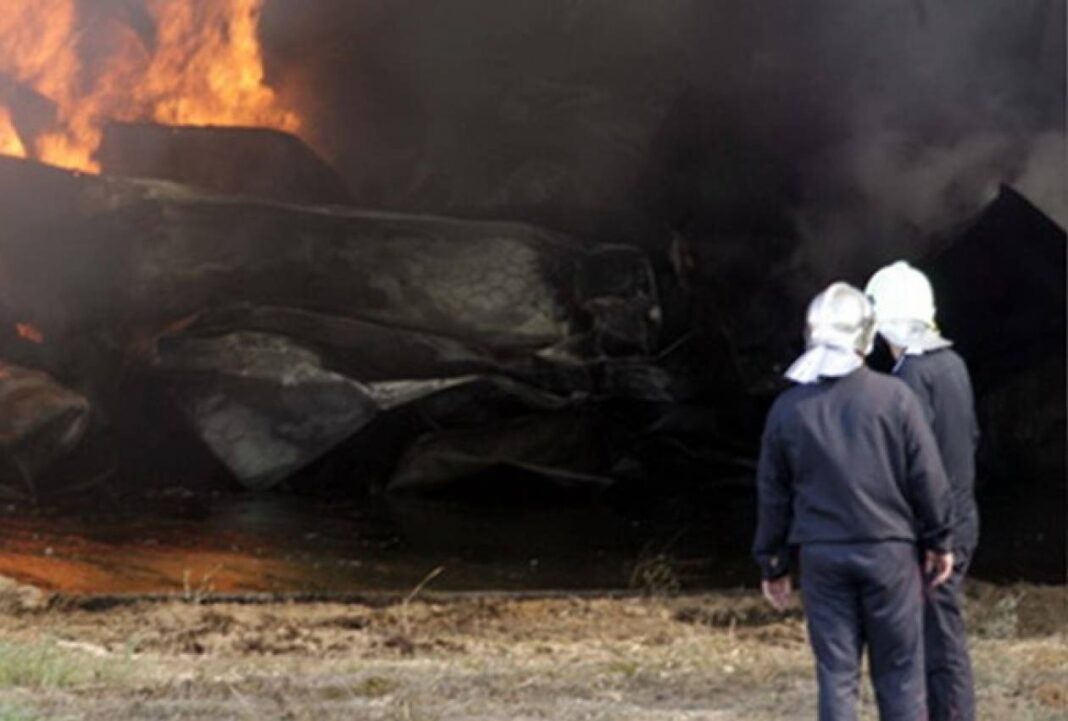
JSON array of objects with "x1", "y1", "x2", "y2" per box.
[
  {"x1": 934, "y1": 347, "x2": 970, "y2": 376},
  {"x1": 773, "y1": 368, "x2": 909, "y2": 409},
  {"x1": 858, "y1": 366, "x2": 913, "y2": 396},
  {"x1": 767, "y1": 379, "x2": 821, "y2": 422},
  {"x1": 854, "y1": 368, "x2": 927, "y2": 421},
  {"x1": 768, "y1": 383, "x2": 804, "y2": 416},
  {"x1": 899, "y1": 348, "x2": 971, "y2": 384}
]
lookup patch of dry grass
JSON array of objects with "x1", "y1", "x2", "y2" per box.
[
  {"x1": 0, "y1": 706, "x2": 35, "y2": 721},
  {"x1": 0, "y1": 586, "x2": 1060, "y2": 720},
  {"x1": 0, "y1": 640, "x2": 127, "y2": 690}
]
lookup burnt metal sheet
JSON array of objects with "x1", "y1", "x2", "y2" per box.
[
  {"x1": 0, "y1": 362, "x2": 89, "y2": 497},
  {"x1": 98, "y1": 122, "x2": 351, "y2": 206},
  {"x1": 0, "y1": 156, "x2": 665, "y2": 492},
  {"x1": 154, "y1": 331, "x2": 476, "y2": 490},
  {"x1": 0, "y1": 156, "x2": 658, "y2": 360}
]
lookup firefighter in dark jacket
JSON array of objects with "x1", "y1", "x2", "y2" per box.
[
  {"x1": 866, "y1": 260, "x2": 979, "y2": 721},
  {"x1": 753, "y1": 281, "x2": 955, "y2": 721}
]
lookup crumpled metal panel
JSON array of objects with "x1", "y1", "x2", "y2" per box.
[
  {"x1": 0, "y1": 362, "x2": 89, "y2": 497},
  {"x1": 0, "y1": 157, "x2": 665, "y2": 492},
  {"x1": 0, "y1": 157, "x2": 659, "y2": 361},
  {"x1": 389, "y1": 412, "x2": 616, "y2": 493},
  {"x1": 154, "y1": 331, "x2": 477, "y2": 489}
]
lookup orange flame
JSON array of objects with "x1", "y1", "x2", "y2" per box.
[
  {"x1": 0, "y1": 0, "x2": 301, "y2": 173},
  {"x1": 15, "y1": 322, "x2": 44, "y2": 344},
  {"x1": 0, "y1": 107, "x2": 26, "y2": 158}
]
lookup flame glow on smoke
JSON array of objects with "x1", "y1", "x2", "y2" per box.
[
  {"x1": 0, "y1": 107, "x2": 25, "y2": 157},
  {"x1": 15, "y1": 322, "x2": 43, "y2": 345},
  {"x1": 0, "y1": 0, "x2": 301, "y2": 173}
]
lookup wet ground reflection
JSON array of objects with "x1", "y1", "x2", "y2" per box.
[
  {"x1": 0, "y1": 489, "x2": 758, "y2": 594},
  {"x1": 1, "y1": 481, "x2": 1054, "y2": 594}
]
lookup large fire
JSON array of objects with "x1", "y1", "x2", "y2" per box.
[{"x1": 0, "y1": 0, "x2": 301, "y2": 173}]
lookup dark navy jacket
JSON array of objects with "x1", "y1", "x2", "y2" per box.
[
  {"x1": 894, "y1": 348, "x2": 979, "y2": 550},
  {"x1": 753, "y1": 366, "x2": 953, "y2": 580}
]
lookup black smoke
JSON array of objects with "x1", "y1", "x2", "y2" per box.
[{"x1": 258, "y1": 0, "x2": 1065, "y2": 277}]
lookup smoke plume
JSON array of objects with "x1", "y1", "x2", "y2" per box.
[
  {"x1": 1, "y1": 1, "x2": 1062, "y2": 276},
  {"x1": 258, "y1": 0, "x2": 1063, "y2": 277}
]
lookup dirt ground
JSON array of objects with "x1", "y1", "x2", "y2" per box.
[{"x1": 0, "y1": 579, "x2": 1062, "y2": 721}]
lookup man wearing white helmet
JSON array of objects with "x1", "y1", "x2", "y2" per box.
[
  {"x1": 866, "y1": 260, "x2": 979, "y2": 721},
  {"x1": 753, "y1": 281, "x2": 955, "y2": 721}
]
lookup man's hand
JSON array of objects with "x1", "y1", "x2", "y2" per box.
[
  {"x1": 761, "y1": 575, "x2": 793, "y2": 611},
  {"x1": 924, "y1": 550, "x2": 954, "y2": 589}
]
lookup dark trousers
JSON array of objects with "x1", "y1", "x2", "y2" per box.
[
  {"x1": 800, "y1": 542, "x2": 926, "y2": 721},
  {"x1": 925, "y1": 547, "x2": 975, "y2": 721}
]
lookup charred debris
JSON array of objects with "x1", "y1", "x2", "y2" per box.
[{"x1": 0, "y1": 127, "x2": 1061, "y2": 541}]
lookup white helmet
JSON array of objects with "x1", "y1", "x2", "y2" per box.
[
  {"x1": 864, "y1": 260, "x2": 936, "y2": 327},
  {"x1": 864, "y1": 261, "x2": 952, "y2": 352},
  {"x1": 804, "y1": 282, "x2": 876, "y2": 355}
]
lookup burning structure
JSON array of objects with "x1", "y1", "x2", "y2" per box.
[
  {"x1": 0, "y1": 0, "x2": 299, "y2": 172},
  {"x1": 0, "y1": 1, "x2": 1062, "y2": 578}
]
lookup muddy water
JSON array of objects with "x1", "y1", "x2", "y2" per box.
[{"x1": 0, "y1": 489, "x2": 759, "y2": 594}]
